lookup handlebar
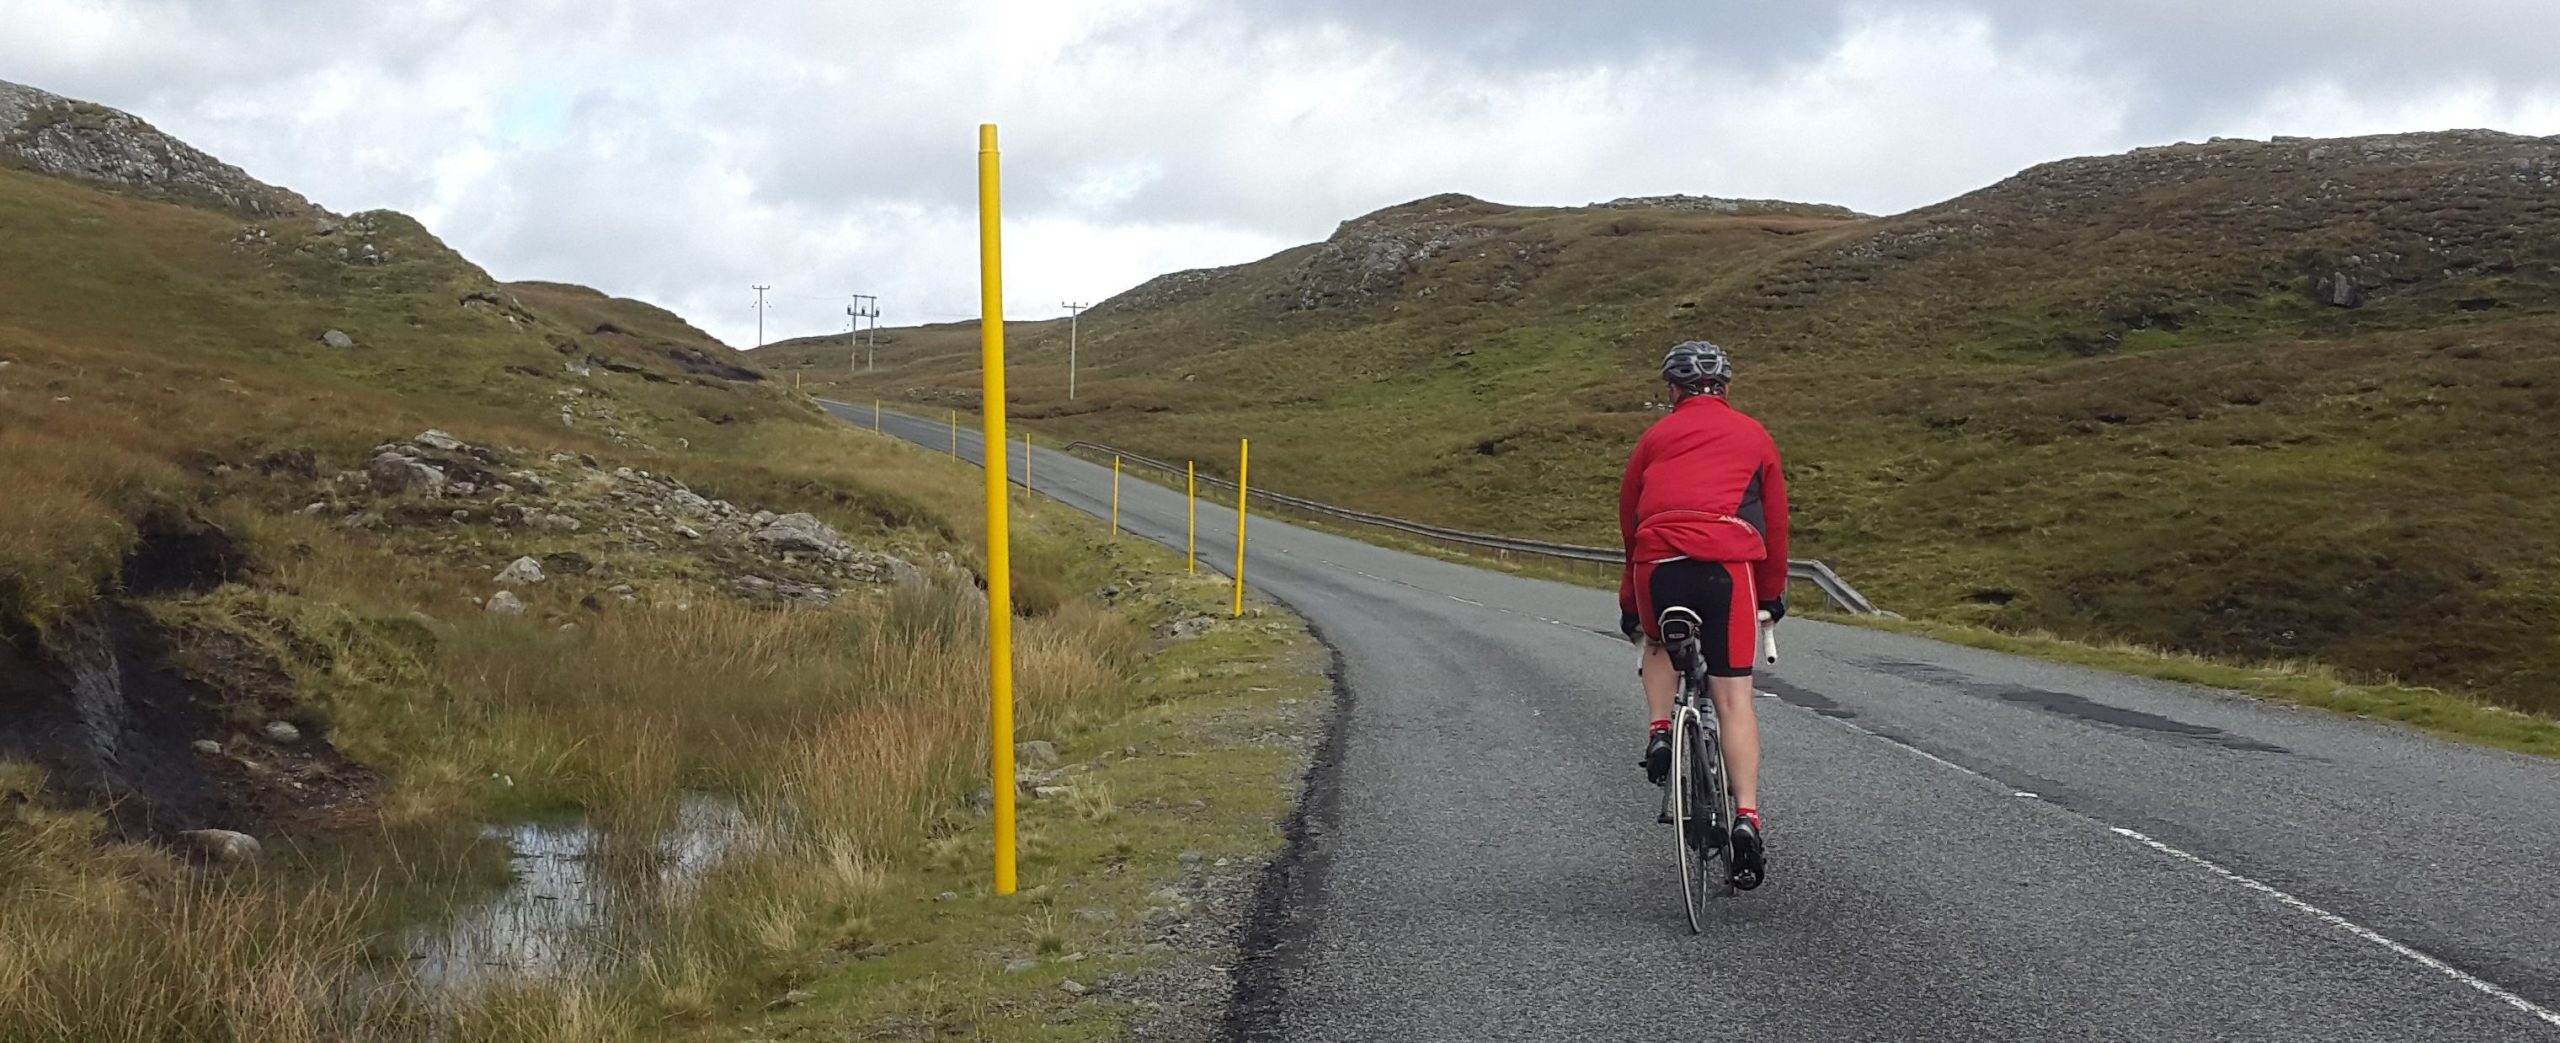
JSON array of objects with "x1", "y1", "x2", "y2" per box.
[{"x1": 1756, "y1": 610, "x2": 1779, "y2": 665}]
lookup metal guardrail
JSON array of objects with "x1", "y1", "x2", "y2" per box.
[{"x1": 1063, "y1": 441, "x2": 1886, "y2": 617}]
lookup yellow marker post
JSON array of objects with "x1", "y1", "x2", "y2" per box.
[
  {"x1": 1186, "y1": 461, "x2": 1197, "y2": 574},
  {"x1": 1023, "y1": 432, "x2": 1033, "y2": 490},
  {"x1": 1112, "y1": 456, "x2": 1122, "y2": 537},
  {"x1": 874, "y1": 399, "x2": 882, "y2": 433},
  {"x1": 1232, "y1": 439, "x2": 1250, "y2": 617},
  {"x1": 949, "y1": 411, "x2": 958, "y2": 457},
  {"x1": 976, "y1": 124, "x2": 1019, "y2": 897}
]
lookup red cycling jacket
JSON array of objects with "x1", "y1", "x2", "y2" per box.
[{"x1": 1617, "y1": 394, "x2": 1791, "y2": 616}]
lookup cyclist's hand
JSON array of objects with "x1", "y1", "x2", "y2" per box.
[
  {"x1": 1758, "y1": 599, "x2": 1787, "y2": 624},
  {"x1": 1619, "y1": 609, "x2": 1640, "y2": 640}
]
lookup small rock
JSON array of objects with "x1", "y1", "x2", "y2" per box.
[
  {"x1": 673, "y1": 523, "x2": 702, "y2": 540},
  {"x1": 301, "y1": 502, "x2": 328, "y2": 515},
  {"x1": 1018, "y1": 740, "x2": 1060, "y2": 768},
  {"x1": 179, "y1": 829, "x2": 262, "y2": 865},
  {"x1": 319, "y1": 329, "x2": 354, "y2": 349},
  {"x1": 262, "y1": 721, "x2": 301, "y2": 744},
  {"x1": 192, "y1": 739, "x2": 223, "y2": 755},
  {"x1": 762, "y1": 989, "x2": 816, "y2": 1011},
  {"x1": 1004, "y1": 959, "x2": 1041, "y2": 974},
  {"x1": 412, "y1": 429, "x2": 467, "y2": 452},
  {"x1": 450, "y1": 509, "x2": 470, "y2": 524},
  {"x1": 494, "y1": 556, "x2": 546, "y2": 586},
  {"x1": 607, "y1": 584, "x2": 636, "y2": 596},
  {"x1": 485, "y1": 591, "x2": 526, "y2": 616},
  {"x1": 1032, "y1": 785, "x2": 1073, "y2": 799},
  {"x1": 447, "y1": 482, "x2": 477, "y2": 497},
  {"x1": 1073, "y1": 908, "x2": 1116, "y2": 923},
  {"x1": 537, "y1": 512, "x2": 582, "y2": 533},
  {"x1": 935, "y1": 891, "x2": 960, "y2": 902},
  {"x1": 1060, "y1": 979, "x2": 1090, "y2": 997},
  {"x1": 1177, "y1": 851, "x2": 1204, "y2": 865},
  {"x1": 506, "y1": 470, "x2": 549, "y2": 491},
  {"x1": 1161, "y1": 616, "x2": 1217, "y2": 641}
]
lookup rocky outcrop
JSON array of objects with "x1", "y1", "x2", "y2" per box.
[
  {"x1": 322, "y1": 431, "x2": 927, "y2": 611},
  {"x1": 1288, "y1": 194, "x2": 1515, "y2": 311},
  {"x1": 1595, "y1": 195, "x2": 1867, "y2": 219},
  {"x1": 0, "y1": 79, "x2": 315, "y2": 217}
]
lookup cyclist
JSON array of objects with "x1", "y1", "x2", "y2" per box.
[{"x1": 1618, "y1": 340, "x2": 1789, "y2": 890}]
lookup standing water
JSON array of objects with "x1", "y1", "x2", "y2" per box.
[{"x1": 405, "y1": 792, "x2": 758, "y2": 988}]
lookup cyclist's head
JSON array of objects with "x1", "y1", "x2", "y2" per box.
[{"x1": 1661, "y1": 340, "x2": 1732, "y2": 398}]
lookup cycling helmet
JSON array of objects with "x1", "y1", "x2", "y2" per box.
[{"x1": 1661, "y1": 340, "x2": 1732, "y2": 395}]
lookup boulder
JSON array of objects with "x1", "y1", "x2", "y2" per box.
[
  {"x1": 179, "y1": 829, "x2": 262, "y2": 865},
  {"x1": 320, "y1": 329, "x2": 354, "y2": 349},
  {"x1": 412, "y1": 429, "x2": 467, "y2": 452},
  {"x1": 1161, "y1": 616, "x2": 1217, "y2": 641},
  {"x1": 494, "y1": 556, "x2": 547, "y2": 586},
  {"x1": 485, "y1": 590, "x2": 526, "y2": 616},
  {"x1": 1019, "y1": 740, "x2": 1060, "y2": 768},
  {"x1": 262, "y1": 721, "x2": 301, "y2": 744},
  {"x1": 752, "y1": 513, "x2": 851, "y2": 558},
  {"x1": 366, "y1": 452, "x2": 445, "y2": 496}
]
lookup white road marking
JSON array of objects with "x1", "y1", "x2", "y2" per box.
[
  {"x1": 2110, "y1": 827, "x2": 2560, "y2": 1030},
  {"x1": 1446, "y1": 594, "x2": 1483, "y2": 606},
  {"x1": 1781, "y1": 699, "x2": 2560, "y2": 1031}
]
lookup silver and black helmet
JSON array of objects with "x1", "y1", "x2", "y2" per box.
[{"x1": 1661, "y1": 340, "x2": 1732, "y2": 395}]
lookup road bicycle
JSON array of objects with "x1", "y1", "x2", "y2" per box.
[{"x1": 1660, "y1": 607, "x2": 1777, "y2": 931}]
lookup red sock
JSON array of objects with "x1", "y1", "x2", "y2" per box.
[
  {"x1": 1649, "y1": 719, "x2": 1672, "y2": 734},
  {"x1": 1737, "y1": 807, "x2": 1761, "y2": 824}
]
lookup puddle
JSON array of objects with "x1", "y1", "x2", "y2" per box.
[{"x1": 405, "y1": 792, "x2": 759, "y2": 989}]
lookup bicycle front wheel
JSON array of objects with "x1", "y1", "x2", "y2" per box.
[{"x1": 1702, "y1": 723, "x2": 1738, "y2": 897}]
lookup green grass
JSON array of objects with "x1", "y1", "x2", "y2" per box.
[{"x1": 715, "y1": 572, "x2": 1327, "y2": 1041}]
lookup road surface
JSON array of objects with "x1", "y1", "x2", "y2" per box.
[{"x1": 832, "y1": 401, "x2": 2560, "y2": 1042}]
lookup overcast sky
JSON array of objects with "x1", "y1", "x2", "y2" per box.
[{"x1": 11, "y1": 1, "x2": 2560, "y2": 348}]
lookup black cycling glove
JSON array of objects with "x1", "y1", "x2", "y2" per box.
[
  {"x1": 1758, "y1": 599, "x2": 1787, "y2": 623},
  {"x1": 1619, "y1": 609, "x2": 1640, "y2": 639}
]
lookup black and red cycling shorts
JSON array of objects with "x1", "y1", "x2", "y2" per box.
[{"x1": 1634, "y1": 558, "x2": 1758, "y2": 678}]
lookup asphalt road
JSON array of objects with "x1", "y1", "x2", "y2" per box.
[{"x1": 831, "y1": 401, "x2": 2560, "y2": 1042}]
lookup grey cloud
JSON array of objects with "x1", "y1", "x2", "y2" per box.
[{"x1": 1236, "y1": 0, "x2": 2560, "y2": 134}]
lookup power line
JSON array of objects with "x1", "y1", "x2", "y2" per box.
[
  {"x1": 1063, "y1": 301, "x2": 1090, "y2": 399},
  {"x1": 751, "y1": 284, "x2": 773, "y2": 349}
]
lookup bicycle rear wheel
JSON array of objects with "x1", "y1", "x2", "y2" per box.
[{"x1": 1671, "y1": 707, "x2": 1707, "y2": 932}]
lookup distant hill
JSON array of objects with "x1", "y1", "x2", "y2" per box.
[{"x1": 812, "y1": 131, "x2": 2560, "y2": 714}]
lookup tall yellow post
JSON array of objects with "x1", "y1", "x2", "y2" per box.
[
  {"x1": 976, "y1": 123, "x2": 1018, "y2": 897},
  {"x1": 949, "y1": 411, "x2": 958, "y2": 456},
  {"x1": 1023, "y1": 432, "x2": 1033, "y2": 489},
  {"x1": 1186, "y1": 461, "x2": 1197, "y2": 574},
  {"x1": 1232, "y1": 439, "x2": 1249, "y2": 617},
  {"x1": 874, "y1": 399, "x2": 882, "y2": 433},
  {"x1": 1112, "y1": 456, "x2": 1122, "y2": 537}
]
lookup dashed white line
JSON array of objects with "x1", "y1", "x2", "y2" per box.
[
  {"x1": 1779, "y1": 695, "x2": 2560, "y2": 1031},
  {"x1": 1445, "y1": 594, "x2": 1483, "y2": 606}
]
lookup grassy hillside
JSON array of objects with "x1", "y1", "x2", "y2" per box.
[
  {"x1": 796, "y1": 134, "x2": 2560, "y2": 715},
  {"x1": 0, "y1": 82, "x2": 1292, "y2": 1042}
]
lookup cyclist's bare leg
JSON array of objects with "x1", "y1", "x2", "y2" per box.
[
  {"x1": 1707, "y1": 674, "x2": 1760, "y2": 811},
  {"x1": 1639, "y1": 638, "x2": 1677, "y2": 723}
]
